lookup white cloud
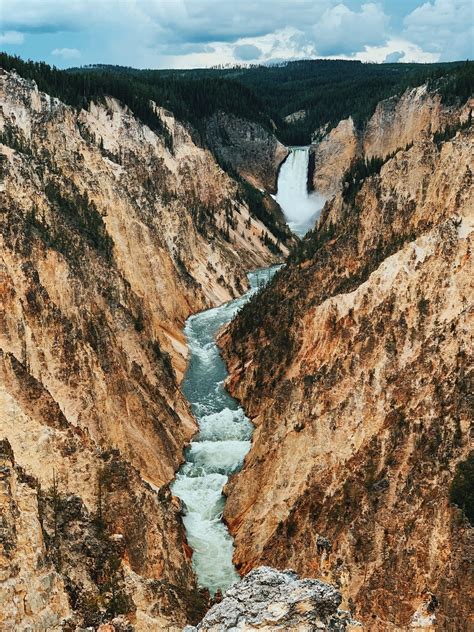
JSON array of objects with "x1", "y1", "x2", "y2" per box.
[
  {"x1": 0, "y1": 0, "x2": 468, "y2": 67},
  {"x1": 312, "y1": 3, "x2": 390, "y2": 55},
  {"x1": 404, "y1": 0, "x2": 474, "y2": 60},
  {"x1": 137, "y1": 0, "x2": 334, "y2": 44},
  {"x1": 168, "y1": 28, "x2": 316, "y2": 69},
  {"x1": 351, "y1": 37, "x2": 439, "y2": 63},
  {"x1": 0, "y1": 30, "x2": 24, "y2": 44},
  {"x1": 137, "y1": 1, "x2": 391, "y2": 61},
  {"x1": 52, "y1": 47, "x2": 81, "y2": 60}
]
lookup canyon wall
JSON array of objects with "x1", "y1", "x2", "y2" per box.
[
  {"x1": 0, "y1": 68, "x2": 290, "y2": 629},
  {"x1": 204, "y1": 111, "x2": 288, "y2": 193},
  {"x1": 311, "y1": 84, "x2": 474, "y2": 198},
  {"x1": 221, "y1": 119, "x2": 474, "y2": 629}
]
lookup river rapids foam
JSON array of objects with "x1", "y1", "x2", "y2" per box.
[{"x1": 172, "y1": 267, "x2": 279, "y2": 595}]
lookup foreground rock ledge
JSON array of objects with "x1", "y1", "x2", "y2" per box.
[{"x1": 185, "y1": 566, "x2": 359, "y2": 631}]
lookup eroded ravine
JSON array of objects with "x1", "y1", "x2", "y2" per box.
[{"x1": 171, "y1": 267, "x2": 280, "y2": 595}]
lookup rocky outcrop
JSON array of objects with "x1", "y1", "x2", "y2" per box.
[
  {"x1": 283, "y1": 110, "x2": 307, "y2": 124},
  {"x1": 362, "y1": 84, "x2": 459, "y2": 159},
  {"x1": 310, "y1": 84, "x2": 474, "y2": 197},
  {"x1": 204, "y1": 111, "x2": 288, "y2": 193},
  {"x1": 0, "y1": 67, "x2": 291, "y2": 628},
  {"x1": 185, "y1": 566, "x2": 358, "y2": 631},
  {"x1": 221, "y1": 124, "x2": 474, "y2": 629},
  {"x1": 309, "y1": 117, "x2": 359, "y2": 197}
]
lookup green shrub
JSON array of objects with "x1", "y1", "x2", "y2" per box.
[
  {"x1": 44, "y1": 180, "x2": 114, "y2": 262},
  {"x1": 449, "y1": 452, "x2": 474, "y2": 525}
]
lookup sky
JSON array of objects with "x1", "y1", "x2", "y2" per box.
[{"x1": 0, "y1": 0, "x2": 472, "y2": 69}]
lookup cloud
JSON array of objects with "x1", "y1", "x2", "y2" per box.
[
  {"x1": 0, "y1": 0, "x2": 112, "y2": 33},
  {"x1": 234, "y1": 44, "x2": 263, "y2": 61},
  {"x1": 352, "y1": 37, "x2": 439, "y2": 63},
  {"x1": 0, "y1": 0, "x2": 467, "y2": 68},
  {"x1": 137, "y1": 0, "x2": 333, "y2": 45},
  {"x1": 384, "y1": 50, "x2": 404, "y2": 63},
  {"x1": 403, "y1": 0, "x2": 474, "y2": 60},
  {"x1": 0, "y1": 30, "x2": 24, "y2": 44},
  {"x1": 52, "y1": 47, "x2": 81, "y2": 60},
  {"x1": 152, "y1": 41, "x2": 216, "y2": 55},
  {"x1": 311, "y1": 3, "x2": 390, "y2": 56},
  {"x1": 1, "y1": 0, "x2": 84, "y2": 32}
]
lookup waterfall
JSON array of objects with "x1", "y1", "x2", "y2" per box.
[{"x1": 275, "y1": 146, "x2": 326, "y2": 237}]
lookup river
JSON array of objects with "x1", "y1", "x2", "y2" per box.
[{"x1": 171, "y1": 266, "x2": 279, "y2": 595}]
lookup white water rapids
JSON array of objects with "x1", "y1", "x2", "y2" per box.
[
  {"x1": 171, "y1": 267, "x2": 279, "y2": 595},
  {"x1": 274, "y1": 146, "x2": 326, "y2": 236}
]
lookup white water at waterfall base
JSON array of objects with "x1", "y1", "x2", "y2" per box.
[
  {"x1": 171, "y1": 267, "x2": 280, "y2": 596},
  {"x1": 275, "y1": 146, "x2": 326, "y2": 237}
]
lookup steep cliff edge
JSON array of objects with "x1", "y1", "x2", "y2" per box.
[
  {"x1": 311, "y1": 83, "x2": 473, "y2": 198},
  {"x1": 221, "y1": 123, "x2": 474, "y2": 629},
  {"x1": 0, "y1": 68, "x2": 290, "y2": 629},
  {"x1": 203, "y1": 111, "x2": 290, "y2": 242}
]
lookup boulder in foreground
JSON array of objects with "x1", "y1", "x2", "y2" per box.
[{"x1": 185, "y1": 566, "x2": 359, "y2": 631}]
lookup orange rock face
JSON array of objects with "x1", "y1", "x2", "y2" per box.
[
  {"x1": 222, "y1": 117, "x2": 474, "y2": 629},
  {"x1": 310, "y1": 84, "x2": 474, "y2": 198}
]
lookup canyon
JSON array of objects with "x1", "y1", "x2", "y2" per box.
[{"x1": 0, "y1": 56, "x2": 472, "y2": 632}]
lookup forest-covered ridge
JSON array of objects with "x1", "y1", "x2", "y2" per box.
[
  {"x1": 0, "y1": 52, "x2": 272, "y2": 141},
  {"x1": 1, "y1": 53, "x2": 473, "y2": 146},
  {"x1": 130, "y1": 59, "x2": 473, "y2": 144}
]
